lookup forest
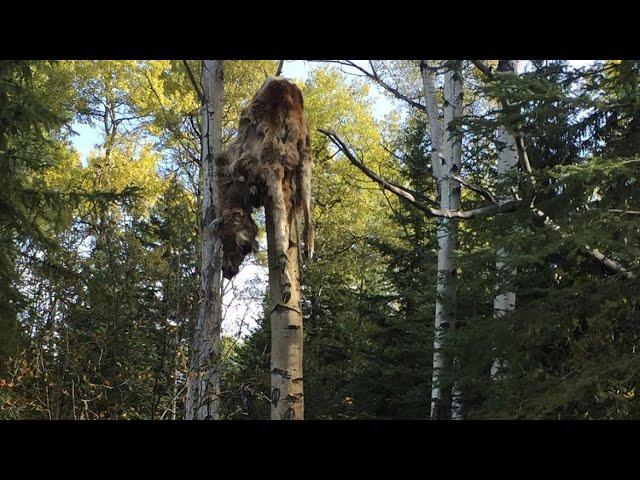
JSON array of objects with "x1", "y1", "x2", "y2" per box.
[{"x1": 1, "y1": 59, "x2": 638, "y2": 420}]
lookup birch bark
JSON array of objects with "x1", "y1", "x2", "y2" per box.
[
  {"x1": 185, "y1": 60, "x2": 224, "y2": 420},
  {"x1": 421, "y1": 60, "x2": 464, "y2": 419},
  {"x1": 491, "y1": 60, "x2": 519, "y2": 380},
  {"x1": 267, "y1": 205, "x2": 304, "y2": 420}
]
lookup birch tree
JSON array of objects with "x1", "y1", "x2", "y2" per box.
[
  {"x1": 185, "y1": 60, "x2": 224, "y2": 420},
  {"x1": 420, "y1": 60, "x2": 464, "y2": 419},
  {"x1": 491, "y1": 60, "x2": 520, "y2": 379},
  {"x1": 266, "y1": 207, "x2": 304, "y2": 420}
]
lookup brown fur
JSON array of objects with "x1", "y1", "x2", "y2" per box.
[{"x1": 217, "y1": 78, "x2": 314, "y2": 294}]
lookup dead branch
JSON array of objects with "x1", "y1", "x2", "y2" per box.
[
  {"x1": 182, "y1": 60, "x2": 205, "y2": 105},
  {"x1": 531, "y1": 207, "x2": 637, "y2": 280},
  {"x1": 452, "y1": 173, "x2": 499, "y2": 205},
  {"x1": 609, "y1": 209, "x2": 640, "y2": 215},
  {"x1": 319, "y1": 129, "x2": 522, "y2": 219},
  {"x1": 582, "y1": 248, "x2": 637, "y2": 280},
  {"x1": 322, "y1": 60, "x2": 427, "y2": 112}
]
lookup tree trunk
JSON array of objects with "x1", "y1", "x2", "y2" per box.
[
  {"x1": 491, "y1": 60, "x2": 519, "y2": 380},
  {"x1": 185, "y1": 60, "x2": 224, "y2": 420},
  {"x1": 422, "y1": 60, "x2": 464, "y2": 419},
  {"x1": 266, "y1": 204, "x2": 304, "y2": 420}
]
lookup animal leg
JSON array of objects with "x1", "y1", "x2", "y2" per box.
[{"x1": 266, "y1": 169, "x2": 292, "y2": 303}]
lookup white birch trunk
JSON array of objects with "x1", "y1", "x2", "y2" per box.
[
  {"x1": 491, "y1": 60, "x2": 519, "y2": 380},
  {"x1": 267, "y1": 206, "x2": 304, "y2": 420},
  {"x1": 422, "y1": 61, "x2": 464, "y2": 419},
  {"x1": 421, "y1": 61, "x2": 444, "y2": 185},
  {"x1": 186, "y1": 60, "x2": 224, "y2": 420}
]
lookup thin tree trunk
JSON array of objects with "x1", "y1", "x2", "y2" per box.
[
  {"x1": 420, "y1": 60, "x2": 444, "y2": 186},
  {"x1": 266, "y1": 205, "x2": 304, "y2": 420},
  {"x1": 491, "y1": 60, "x2": 520, "y2": 380},
  {"x1": 185, "y1": 60, "x2": 224, "y2": 420},
  {"x1": 422, "y1": 60, "x2": 464, "y2": 420},
  {"x1": 171, "y1": 356, "x2": 178, "y2": 420}
]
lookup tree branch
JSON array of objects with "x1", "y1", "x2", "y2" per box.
[
  {"x1": 319, "y1": 129, "x2": 521, "y2": 219},
  {"x1": 531, "y1": 207, "x2": 637, "y2": 280},
  {"x1": 516, "y1": 135, "x2": 533, "y2": 174},
  {"x1": 183, "y1": 60, "x2": 205, "y2": 105},
  {"x1": 471, "y1": 60, "x2": 495, "y2": 80},
  {"x1": 609, "y1": 209, "x2": 640, "y2": 215},
  {"x1": 582, "y1": 248, "x2": 637, "y2": 280},
  {"x1": 275, "y1": 60, "x2": 285, "y2": 77},
  {"x1": 388, "y1": 179, "x2": 440, "y2": 208},
  {"x1": 476, "y1": 61, "x2": 636, "y2": 278},
  {"x1": 322, "y1": 60, "x2": 427, "y2": 112},
  {"x1": 452, "y1": 174, "x2": 499, "y2": 204}
]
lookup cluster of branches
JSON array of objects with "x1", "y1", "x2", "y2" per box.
[{"x1": 318, "y1": 60, "x2": 637, "y2": 281}]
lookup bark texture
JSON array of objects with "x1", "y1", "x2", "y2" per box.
[
  {"x1": 208, "y1": 77, "x2": 311, "y2": 420},
  {"x1": 491, "y1": 60, "x2": 520, "y2": 379},
  {"x1": 422, "y1": 61, "x2": 464, "y2": 419},
  {"x1": 267, "y1": 205, "x2": 304, "y2": 420},
  {"x1": 186, "y1": 60, "x2": 224, "y2": 420}
]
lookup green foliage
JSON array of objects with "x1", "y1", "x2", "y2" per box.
[
  {"x1": 452, "y1": 60, "x2": 640, "y2": 419},
  {"x1": 0, "y1": 61, "x2": 75, "y2": 364},
  {"x1": 3, "y1": 60, "x2": 639, "y2": 420}
]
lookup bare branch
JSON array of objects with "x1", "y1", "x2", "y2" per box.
[
  {"x1": 381, "y1": 189, "x2": 412, "y2": 239},
  {"x1": 388, "y1": 179, "x2": 440, "y2": 208},
  {"x1": 275, "y1": 60, "x2": 285, "y2": 77},
  {"x1": 319, "y1": 129, "x2": 521, "y2": 219},
  {"x1": 322, "y1": 60, "x2": 427, "y2": 112},
  {"x1": 609, "y1": 209, "x2": 640, "y2": 215},
  {"x1": 368, "y1": 60, "x2": 379, "y2": 79},
  {"x1": 378, "y1": 141, "x2": 437, "y2": 205},
  {"x1": 182, "y1": 60, "x2": 205, "y2": 105},
  {"x1": 582, "y1": 248, "x2": 637, "y2": 280},
  {"x1": 516, "y1": 135, "x2": 533, "y2": 174},
  {"x1": 452, "y1": 174, "x2": 499, "y2": 204},
  {"x1": 531, "y1": 207, "x2": 636, "y2": 280},
  {"x1": 379, "y1": 141, "x2": 408, "y2": 164}
]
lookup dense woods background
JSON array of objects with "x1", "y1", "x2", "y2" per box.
[{"x1": 1, "y1": 60, "x2": 638, "y2": 419}]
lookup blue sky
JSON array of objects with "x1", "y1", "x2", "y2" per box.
[{"x1": 70, "y1": 122, "x2": 101, "y2": 163}]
